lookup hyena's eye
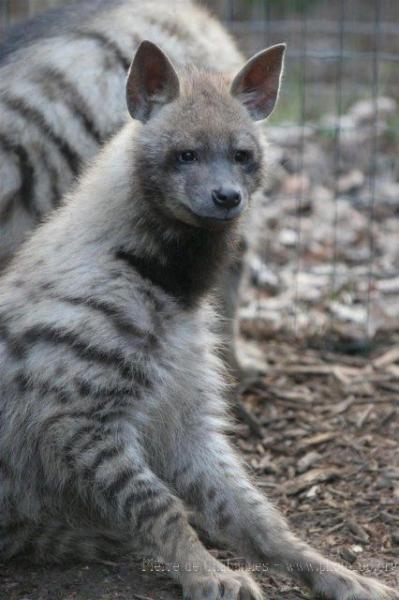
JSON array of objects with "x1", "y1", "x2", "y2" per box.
[
  {"x1": 234, "y1": 149, "x2": 252, "y2": 164},
  {"x1": 177, "y1": 150, "x2": 198, "y2": 163}
]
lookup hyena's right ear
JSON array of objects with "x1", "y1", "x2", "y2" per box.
[
  {"x1": 230, "y1": 44, "x2": 286, "y2": 121},
  {"x1": 126, "y1": 40, "x2": 180, "y2": 123}
]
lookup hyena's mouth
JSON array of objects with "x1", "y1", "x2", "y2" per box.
[{"x1": 181, "y1": 202, "x2": 246, "y2": 228}]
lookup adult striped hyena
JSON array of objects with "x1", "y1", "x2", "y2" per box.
[
  {"x1": 0, "y1": 0, "x2": 242, "y2": 269},
  {"x1": 0, "y1": 41, "x2": 396, "y2": 600}
]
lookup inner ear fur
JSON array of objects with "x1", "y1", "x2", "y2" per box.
[
  {"x1": 126, "y1": 40, "x2": 180, "y2": 123},
  {"x1": 230, "y1": 43, "x2": 286, "y2": 121}
]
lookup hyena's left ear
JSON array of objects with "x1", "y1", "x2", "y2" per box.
[
  {"x1": 230, "y1": 44, "x2": 286, "y2": 121},
  {"x1": 126, "y1": 40, "x2": 180, "y2": 123}
]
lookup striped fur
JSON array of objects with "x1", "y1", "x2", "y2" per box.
[
  {"x1": 0, "y1": 42, "x2": 395, "y2": 600},
  {"x1": 0, "y1": 0, "x2": 243, "y2": 269}
]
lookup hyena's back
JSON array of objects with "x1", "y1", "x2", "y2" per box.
[
  {"x1": 0, "y1": 0, "x2": 243, "y2": 268},
  {"x1": 0, "y1": 0, "x2": 112, "y2": 62}
]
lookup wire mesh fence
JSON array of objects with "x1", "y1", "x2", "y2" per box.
[
  {"x1": 218, "y1": 0, "x2": 399, "y2": 351},
  {"x1": 1, "y1": 0, "x2": 398, "y2": 351}
]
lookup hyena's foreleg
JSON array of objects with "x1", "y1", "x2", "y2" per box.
[
  {"x1": 217, "y1": 249, "x2": 245, "y2": 378},
  {"x1": 38, "y1": 418, "x2": 262, "y2": 600},
  {"x1": 172, "y1": 429, "x2": 397, "y2": 600}
]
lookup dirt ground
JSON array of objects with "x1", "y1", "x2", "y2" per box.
[{"x1": 1, "y1": 334, "x2": 398, "y2": 600}]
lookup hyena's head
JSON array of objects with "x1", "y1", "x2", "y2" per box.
[{"x1": 127, "y1": 41, "x2": 285, "y2": 230}]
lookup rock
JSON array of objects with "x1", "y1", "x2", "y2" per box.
[
  {"x1": 305, "y1": 484, "x2": 319, "y2": 498},
  {"x1": 278, "y1": 196, "x2": 313, "y2": 215},
  {"x1": 278, "y1": 228, "x2": 298, "y2": 247},
  {"x1": 321, "y1": 113, "x2": 357, "y2": 133},
  {"x1": 337, "y1": 124, "x2": 388, "y2": 174},
  {"x1": 340, "y1": 547, "x2": 358, "y2": 564},
  {"x1": 283, "y1": 271, "x2": 328, "y2": 303},
  {"x1": 337, "y1": 169, "x2": 365, "y2": 194},
  {"x1": 311, "y1": 184, "x2": 334, "y2": 203},
  {"x1": 379, "y1": 181, "x2": 399, "y2": 207},
  {"x1": 267, "y1": 124, "x2": 314, "y2": 147},
  {"x1": 378, "y1": 277, "x2": 399, "y2": 295},
  {"x1": 301, "y1": 143, "x2": 331, "y2": 185},
  {"x1": 280, "y1": 173, "x2": 311, "y2": 198},
  {"x1": 234, "y1": 338, "x2": 268, "y2": 374},
  {"x1": 330, "y1": 302, "x2": 367, "y2": 325},
  {"x1": 349, "y1": 97, "x2": 397, "y2": 125},
  {"x1": 248, "y1": 255, "x2": 280, "y2": 294}
]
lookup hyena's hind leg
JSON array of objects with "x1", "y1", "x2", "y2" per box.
[
  {"x1": 217, "y1": 245, "x2": 246, "y2": 379},
  {"x1": 0, "y1": 518, "x2": 132, "y2": 563},
  {"x1": 0, "y1": 520, "x2": 33, "y2": 561},
  {"x1": 0, "y1": 482, "x2": 32, "y2": 561}
]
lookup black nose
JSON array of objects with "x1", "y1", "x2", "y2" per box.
[{"x1": 212, "y1": 187, "x2": 241, "y2": 210}]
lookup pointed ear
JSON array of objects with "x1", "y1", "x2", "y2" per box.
[
  {"x1": 126, "y1": 40, "x2": 180, "y2": 123},
  {"x1": 230, "y1": 44, "x2": 286, "y2": 121}
]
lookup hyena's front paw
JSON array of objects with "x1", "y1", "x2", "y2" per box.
[
  {"x1": 183, "y1": 568, "x2": 264, "y2": 600},
  {"x1": 312, "y1": 564, "x2": 398, "y2": 600}
]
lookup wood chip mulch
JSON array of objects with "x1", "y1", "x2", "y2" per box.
[{"x1": 1, "y1": 339, "x2": 398, "y2": 599}]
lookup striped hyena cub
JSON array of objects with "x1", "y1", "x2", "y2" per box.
[
  {"x1": 0, "y1": 0, "x2": 244, "y2": 374},
  {"x1": 0, "y1": 43, "x2": 396, "y2": 600}
]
